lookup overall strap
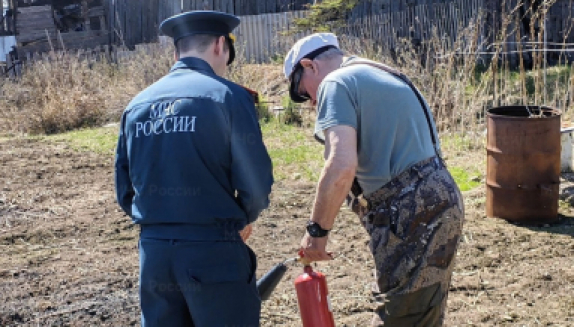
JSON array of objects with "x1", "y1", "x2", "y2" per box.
[{"x1": 343, "y1": 59, "x2": 440, "y2": 156}]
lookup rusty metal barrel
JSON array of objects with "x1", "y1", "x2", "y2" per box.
[{"x1": 486, "y1": 105, "x2": 561, "y2": 223}]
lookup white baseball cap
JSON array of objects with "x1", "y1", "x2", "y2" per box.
[
  {"x1": 283, "y1": 33, "x2": 340, "y2": 102},
  {"x1": 283, "y1": 33, "x2": 340, "y2": 78}
]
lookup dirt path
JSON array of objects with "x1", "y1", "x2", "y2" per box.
[{"x1": 1, "y1": 137, "x2": 572, "y2": 326}]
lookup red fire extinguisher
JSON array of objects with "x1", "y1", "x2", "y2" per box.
[{"x1": 294, "y1": 252, "x2": 336, "y2": 327}]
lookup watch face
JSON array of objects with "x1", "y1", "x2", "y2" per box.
[{"x1": 310, "y1": 225, "x2": 319, "y2": 235}]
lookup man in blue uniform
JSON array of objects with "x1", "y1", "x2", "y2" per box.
[{"x1": 114, "y1": 11, "x2": 274, "y2": 327}]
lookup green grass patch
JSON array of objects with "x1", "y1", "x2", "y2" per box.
[
  {"x1": 45, "y1": 126, "x2": 119, "y2": 155},
  {"x1": 42, "y1": 122, "x2": 325, "y2": 182},
  {"x1": 448, "y1": 166, "x2": 481, "y2": 191},
  {"x1": 41, "y1": 122, "x2": 482, "y2": 191},
  {"x1": 261, "y1": 122, "x2": 323, "y2": 181}
]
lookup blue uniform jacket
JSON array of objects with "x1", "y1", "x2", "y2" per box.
[{"x1": 115, "y1": 57, "x2": 274, "y2": 235}]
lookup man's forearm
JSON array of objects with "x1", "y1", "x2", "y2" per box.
[{"x1": 310, "y1": 162, "x2": 355, "y2": 230}]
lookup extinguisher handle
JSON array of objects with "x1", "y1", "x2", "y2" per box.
[{"x1": 298, "y1": 249, "x2": 312, "y2": 266}]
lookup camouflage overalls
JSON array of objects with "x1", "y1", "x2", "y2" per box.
[{"x1": 349, "y1": 156, "x2": 464, "y2": 326}]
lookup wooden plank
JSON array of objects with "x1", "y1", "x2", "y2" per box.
[
  {"x1": 182, "y1": 0, "x2": 191, "y2": 12},
  {"x1": 261, "y1": 13, "x2": 270, "y2": 60},
  {"x1": 267, "y1": 11, "x2": 276, "y2": 57},
  {"x1": 276, "y1": 11, "x2": 286, "y2": 56},
  {"x1": 117, "y1": 0, "x2": 126, "y2": 45},
  {"x1": 17, "y1": 29, "x2": 57, "y2": 44},
  {"x1": 243, "y1": 0, "x2": 252, "y2": 15},
  {"x1": 204, "y1": 0, "x2": 214, "y2": 10},
  {"x1": 108, "y1": 0, "x2": 116, "y2": 44},
  {"x1": 240, "y1": 13, "x2": 250, "y2": 60},
  {"x1": 150, "y1": 0, "x2": 160, "y2": 42},
  {"x1": 130, "y1": 0, "x2": 137, "y2": 46},
  {"x1": 262, "y1": 13, "x2": 270, "y2": 60},
  {"x1": 157, "y1": 0, "x2": 165, "y2": 29},
  {"x1": 16, "y1": 21, "x2": 54, "y2": 28},
  {"x1": 246, "y1": 14, "x2": 255, "y2": 61},
  {"x1": 235, "y1": 14, "x2": 245, "y2": 59},
  {"x1": 124, "y1": 0, "x2": 131, "y2": 46},
  {"x1": 135, "y1": 0, "x2": 144, "y2": 43},
  {"x1": 17, "y1": 25, "x2": 56, "y2": 32},
  {"x1": 17, "y1": 5, "x2": 52, "y2": 14},
  {"x1": 16, "y1": 12, "x2": 52, "y2": 20},
  {"x1": 16, "y1": 19, "x2": 54, "y2": 27},
  {"x1": 234, "y1": 0, "x2": 241, "y2": 15},
  {"x1": 87, "y1": 6, "x2": 105, "y2": 17},
  {"x1": 259, "y1": 0, "x2": 267, "y2": 14},
  {"x1": 446, "y1": 1, "x2": 452, "y2": 44},
  {"x1": 221, "y1": 0, "x2": 233, "y2": 13},
  {"x1": 251, "y1": 14, "x2": 260, "y2": 62},
  {"x1": 17, "y1": 32, "x2": 109, "y2": 55},
  {"x1": 141, "y1": 0, "x2": 149, "y2": 42},
  {"x1": 104, "y1": 0, "x2": 112, "y2": 43}
]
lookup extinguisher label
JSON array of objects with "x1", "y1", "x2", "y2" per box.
[{"x1": 327, "y1": 295, "x2": 333, "y2": 312}]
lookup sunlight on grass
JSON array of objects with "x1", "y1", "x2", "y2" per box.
[
  {"x1": 45, "y1": 126, "x2": 119, "y2": 155},
  {"x1": 44, "y1": 122, "x2": 325, "y2": 182},
  {"x1": 449, "y1": 166, "x2": 482, "y2": 191},
  {"x1": 42, "y1": 122, "x2": 482, "y2": 191},
  {"x1": 261, "y1": 122, "x2": 323, "y2": 182}
]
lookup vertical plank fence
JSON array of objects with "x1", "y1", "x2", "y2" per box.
[
  {"x1": 234, "y1": 10, "x2": 308, "y2": 63},
  {"x1": 108, "y1": 0, "x2": 314, "y2": 47},
  {"x1": 342, "y1": 0, "x2": 484, "y2": 52}
]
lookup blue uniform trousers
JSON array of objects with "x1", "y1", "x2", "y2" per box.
[{"x1": 139, "y1": 237, "x2": 261, "y2": 327}]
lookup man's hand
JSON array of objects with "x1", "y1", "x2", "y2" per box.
[
  {"x1": 240, "y1": 224, "x2": 253, "y2": 242},
  {"x1": 300, "y1": 232, "x2": 333, "y2": 262}
]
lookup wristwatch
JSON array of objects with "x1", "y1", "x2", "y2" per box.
[{"x1": 306, "y1": 221, "x2": 330, "y2": 237}]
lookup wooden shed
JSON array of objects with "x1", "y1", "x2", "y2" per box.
[{"x1": 1, "y1": 0, "x2": 109, "y2": 59}]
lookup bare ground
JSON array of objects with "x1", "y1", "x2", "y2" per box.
[{"x1": 0, "y1": 136, "x2": 573, "y2": 326}]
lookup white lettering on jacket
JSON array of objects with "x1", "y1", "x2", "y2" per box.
[{"x1": 135, "y1": 100, "x2": 196, "y2": 138}]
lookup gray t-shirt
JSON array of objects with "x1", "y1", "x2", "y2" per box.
[{"x1": 314, "y1": 56, "x2": 440, "y2": 195}]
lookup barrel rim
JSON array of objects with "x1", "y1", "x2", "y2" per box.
[{"x1": 486, "y1": 105, "x2": 561, "y2": 120}]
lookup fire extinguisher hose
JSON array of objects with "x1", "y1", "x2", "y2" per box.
[{"x1": 256, "y1": 257, "x2": 299, "y2": 301}]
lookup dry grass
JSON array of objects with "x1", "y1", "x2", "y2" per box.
[
  {"x1": 0, "y1": 0, "x2": 572, "y2": 148},
  {"x1": 0, "y1": 45, "x2": 174, "y2": 134},
  {"x1": 0, "y1": 44, "x2": 290, "y2": 135}
]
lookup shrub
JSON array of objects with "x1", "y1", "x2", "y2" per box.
[
  {"x1": 1, "y1": 51, "x2": 111, "y2": 134},
  {"x1": 281, "y1": 96, "x2": 303, "y2": 126},
  {"x1": 255, "y1": 95, "x2": 273, "y2": 122}
]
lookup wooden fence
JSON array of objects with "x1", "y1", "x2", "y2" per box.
[
  {"x1": 342, "y1": 0, "x2": 484, "y2": 50},
  {"x1": 233, "y1": 0, "x2": 574, "y2": 65},
  {"x1": 105, "y1": 0, "x2": 313, "y2": 47},
  {"x1": 234, "y1": 10, "x2": 309, "y2": 63},
  {"x1": 225, "y1": 0, "x2": 485, "y2": 63},
  {"x1": 8, "y1": 0, "x2": 574, "y2": 69}
]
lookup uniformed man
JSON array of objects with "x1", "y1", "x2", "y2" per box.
[
  {"x1": 115, "y1": 11, "x2": 274, "y2": 327},
  {"x1": 284, "y1": 33, "x2": 464, "y2": 326}
]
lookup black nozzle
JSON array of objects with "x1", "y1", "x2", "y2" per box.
[{"x1": 256, "y1": 262, "x2": 288, "y2": 301}]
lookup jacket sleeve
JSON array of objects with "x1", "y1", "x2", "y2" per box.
[
  {"x1": 114, "y1": 111, "x2": 135, "y2": 217},
  {"x1": 229, "y1": 91, "x2": 274, "y2": 224}
]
